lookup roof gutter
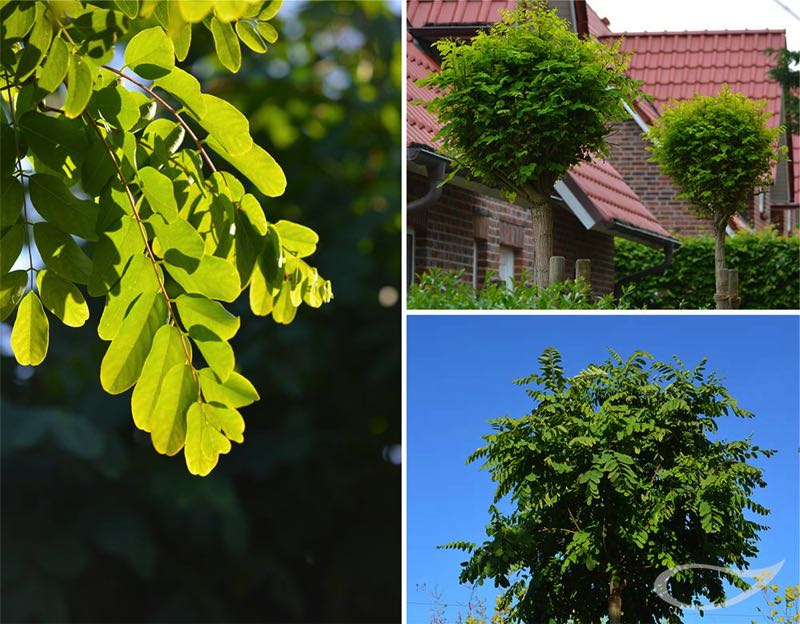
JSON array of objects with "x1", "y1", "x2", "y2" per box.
[
  {"x1": 407, "y1": 147, "x2": 448, "y2": 214},
  {"x1": 614, "y1": 241, "x2": 674, "y2": 299}
]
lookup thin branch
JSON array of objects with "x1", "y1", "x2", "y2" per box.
[
  {"x1": 84, "y1": 113, "x2": 196, "y2": 379},
  {"x1": 102, "y1": 65, "x2": 217, "y2": 174},
  {"x1": 2, "y1": 71, "x2": 36, "y2": 290}
]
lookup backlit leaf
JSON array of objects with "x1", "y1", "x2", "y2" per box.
[
  {"x1": 10, "y1": 290, "x2": 48, "y2": 366},
  {"x1": 184, "y1": 402, "x2": 230, "y2": 476},
  {"x1": 153, "y1": 67, "x2": 207, "y2": 118},
  {"x1": 0, "y1": 270, "x2": 28, "y2": 321},
  {"x1": 210, "y1": 16, "x2": 241, "y2": 73},
  {"x1": 112, "y1": 0, "x2": 139, "y2": 18},
  {"x1": 275, "y1": 219, "x2": 318, "y2": 257},
  {"x1": 37, "y1": 37, "x2": 69, "y2": 92},
  {"x1": 188, "y1": 325, "x2": 234, "y2": 381},
  {"x1": 29, "y1": 173, "x2": 99, "y2": 241},
  {"x1": 100, "y1": 290, "x2": 166, "y2": 394},
  {"x1": 36, "y1": 269, "x2": 89, "y2": 328},
  {"x1": 198, "y1": 367, "x2": 259, "y2": 408},
  {"x1": 88, "y1": 215, "x2": 143, "y2": 297},
  {"x1": 0, "y1": 175, "x2": 23, "y2": 229},
  {"x1": 195, "y1": 94, "x2": 252, "y2": 156},
  {"x1": 33, "y1": 222, "x2": 93, "y2": 284},
  {"x1": 151, "y1": 361, "x2": 196, "y2": 456},
  {"x1": 235, "y1": 20, "x2": 265, "y2": 53},
  {"x1": 177, "y1": 0, "x2": 213, "y2": 22},
  {"x1": 64, "y1": 55, "x2": 97, "y2": 119},
  {"x1": 175, "y1": 293, "x2": 239, "y2": 340},
  {"x1": 0, "y1": 223, "x2": 24, "y2": 274},
  {"x1": 97, "y1": 253, "x2": 162, "y2": 341},
  {"x1": 124, "y1": 26, "x2": 174, "y2": 79},
  {"x1": 132, "y1": 324, "x2": 187, "y2": 432},
  {"x1": 206, "y1": 136, "x2": 285, "y2": 197},
  {"x1": 139, "y1": 166, "x2": 179, "y2": 221}
]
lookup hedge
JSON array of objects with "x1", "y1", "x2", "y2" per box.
[{"x1": 614, "y1": 229, "x2": 800, "y2": 309}]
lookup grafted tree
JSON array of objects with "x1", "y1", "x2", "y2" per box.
[
  {"x1": 418, "y1": 0, "x2": 639, "y2": 288},
  {"x1": 444, "y1": 348, "x2": 773, "y2": 623},
  {"x1": 648, "y1": 87, "x2": 782, "y2": 309}
]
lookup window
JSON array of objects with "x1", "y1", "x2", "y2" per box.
[
  {"x1": 472, "y1": 241, "x2": 478, "y2": 288},
  {"x1": 499, "y1": 246, "x2": 515, "y2": 288}
]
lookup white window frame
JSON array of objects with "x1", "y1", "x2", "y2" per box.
[{"x1": 499, "y1": 246, "x2": 515, "y2": 288}]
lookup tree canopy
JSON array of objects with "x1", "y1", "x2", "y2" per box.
[
  {"x1": 418, "y1": 0, "x2": 639, "y2": 199},
  {"x1": 648, "y1": 86, "x2": 782, "y2": 231},
  {"x1": 1, "y1": 0, "x2": 332, "y2": 475},
  {"x1": 445, "y1": 348, "x2": 774, "y2": 623}
]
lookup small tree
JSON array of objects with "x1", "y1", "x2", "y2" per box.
[
  {"x1": 418, "y1": 0, "x2": 639, "y2": 288},
  {"x1": 768, "y1": 48, "x2": 799, "y2": 135},
  {"x1": 444, "y1": 348, "x2": 774, "y2": 624},
  {"x1": 647, "y1": 87, "x2": 782, "y2": 308}
]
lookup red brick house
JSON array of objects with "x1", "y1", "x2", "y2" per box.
[
  {"x1": 407, "y1": 0, "x2": 798, "y2": 294},
  {"x1": 407, "y1": 1, "x2": 677, "y2": 295},
  {"x1": 591, "y1": 6, "x2": 799, "y2": 236}
]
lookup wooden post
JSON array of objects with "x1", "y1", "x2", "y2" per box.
[
  {"x1": 726, "y1": 268, "x2": 740, "y2": 309},
  {"x1": 575, "y1": 259, "x2": 591, "y2": 286},
  {"x1": 549, "y1": 256, "x2": 566, "y2": 285},
  {"x1": 715, "y1": 270, "x2": 731, "y2": 309}
]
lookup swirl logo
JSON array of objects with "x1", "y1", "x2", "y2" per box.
[{"x1": 653, "y1": 560, "x2": 785, "y2": 610}]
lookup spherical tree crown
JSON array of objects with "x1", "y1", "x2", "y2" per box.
[
  {"x1": 418, "y1": 0, "x2": 640, "y2": 197},
  {"x1": 648, "y1": 86, "x2": 783, "y2": 229}
]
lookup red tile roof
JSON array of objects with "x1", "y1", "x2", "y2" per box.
[
  {"x1": 406, "y1": 4, "x2": 672, "y2": 242},
  {"x1": 599, "y1": 29, "x2": 798, "y2": 202},
  {"x1": 571, "y1": 159, "x2": 672, "y2": 238},
  {"x1": 408, "y1": 0, "x2": 516, "y2": 27}
]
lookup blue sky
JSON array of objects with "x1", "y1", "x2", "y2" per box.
[{"x1": 407, "y1": 315, "x2": 799, "y2": 624}]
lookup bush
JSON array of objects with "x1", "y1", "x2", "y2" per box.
[
  {"x1": 614, "y1": 229, "x2": 800, "y2": 309},
  {"x1": 407, "y1": 269, "x2": 632, "y2": 310}
]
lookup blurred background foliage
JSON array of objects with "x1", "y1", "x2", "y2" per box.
[{"x1": 1, "y1": 1, "x2": 401, "y2": 621}]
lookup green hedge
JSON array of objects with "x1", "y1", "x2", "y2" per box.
[
  {"x1": 614, "y1": 229, "x2": 800, "y2": 309},
  {"x1": 407, "y1": 269, "x2": 633, "y2": 309}
]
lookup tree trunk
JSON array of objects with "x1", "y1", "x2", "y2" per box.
[
  {"x1": 526, "y1": 188, "x2": 553, "y2": 290},
  {"x1": 608, "y1": 583, "x2": 623, "y2": 624},
  {"x1": 714, "y1": 225, "x2": 729, "y2": 309}
]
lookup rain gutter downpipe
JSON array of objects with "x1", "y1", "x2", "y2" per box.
[
  {"x1": 614, "y1": 242, "x2": 674, "y2": 299},
  {"x1": 408, "y1": 157, "x2": 446, "y2": 214}
]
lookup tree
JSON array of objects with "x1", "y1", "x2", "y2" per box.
[
  {"x1": 647, "y1": 87, "x2": 782, "y2": 309},
  {"x1": 0, "y1": 0, "x2": 332, "y2": 476},
  {"x1": 444, "y1": 348, "x2": 774, "y2": 623},
  {"x1": 417, "y1": 0, "x2": 639, "y2": 288},
  {"x1": 768, "y1": 48, "x2": 799, "y2": 135}
]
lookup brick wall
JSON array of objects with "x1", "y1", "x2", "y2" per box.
[
  {"x1": 607, "y1": 119, "x2": 774, "y2": 236},
  {"x1": 408, "y1": 173, "x2": 616, "y2": 295}
]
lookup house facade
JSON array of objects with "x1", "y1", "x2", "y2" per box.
[{"x1": 406, "y1": 0, "x2": 798, "y2": 294}]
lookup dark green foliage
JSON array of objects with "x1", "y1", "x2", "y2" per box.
[
  {"x1": 418, "y1": 0, "x2": 639, "y2": 198},
  {"x1": 614, "y1": 230, "x2": 800, "y2": 309},
  {"x1": 407, "y1": 268, "x2": 632, "y2": 310},
  {"x1": 448, "y1": 349, "x2": 774, "y2": 624},
  {"x1": 768, "y1": 48, "x2": 799, "y2": 135},
  {"x1": 2, "y1": 1, "x2": 400, "y2": 621}
]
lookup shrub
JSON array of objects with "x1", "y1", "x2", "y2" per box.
[
  {"x1": 407, "y1": 269, "x2": 632, "y2": 310},
  {"x1": 614, "y1": 229, "x2": 800, "y2": 309}
]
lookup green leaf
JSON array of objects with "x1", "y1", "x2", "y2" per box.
[
  {"x1": 33, "y1": 222, "x2": 93, "y2": 284},
  {"x1": 195, "y1": 94, "x2": 252, "y2": 156},
  {"x1": 213, "y1": 0, "x2": 250, "y2": 21},
  {"x1": 274, "y1": 220, "x2": 318, "y2": 257},
  {"x1": 0, "y1": 223, "x2": 24, "y2": 274},
  {"x1": 2, "y1": 1, "x2": 35, "y2": 40},
  {"x1": 100, "y1": 290, "x2": 167, "y2": 394},
  {"x1": 204, "y1": 403, "x2": 244, "y2": 442},
  {"x1": 188, "y1": 325, "x2": 234, "y2": 381},
  {"x1": 81, "y1": 141, "x2": 116, "y2": 196},
  {"x1": 88, "y1": 84, "x2": 141, "y2": 131},
  {"x1": 271, "y1": 279, "x2": 297, "y2": 325},
  {"x1": 175, "y1": 293, "x2": 239, "y2": 340},
  {"x1": 139, "y1": 166, "x2": 179, "y2": 221},
  {"x1": 131, "y1": 324, "x2": 187, "y2": 432},
  {"x1": 37, "y1": 37, "x2": 69, "y2": 92},
  {"x1": 124, "y1": 26, "x2": 175, "y2": 79},
  {"x1": 233, "y1": 200, "x2": 265, "y2": 287},
  {"x1": 258, "y1": 0, "x2": 282, "y2": 21},
  {"x1": 171, "y1": 21, "x2": 192, "y2": 62},
  {"x1": 256, "y1": 21, "x2": 278, "y2": 44},
  {"x1": 0, "y1": 176, "x2": 23, "y2": 229},
  {"x1": 28, "y1": 173, "x2": 99, "y2": 241},
  {"x1": 198, "y1": 368, "x2": 259, "y2": 407},
  {"x1": 19, "y1": 111, "x2": 89, "y2": 183},
  {"x1": 10, "y1": 290, "x2": 48, "y2": 366},
  {"x1": 0, "y1": 270, "x2": 28, "y2": 321},
  {"x1": 177, "y1": 0, "x2": 213, "y2": 22},
  {"x1": 111, "y1": 0, "x2": 139, "y2": 18},
  {"x1": 97, "y1": 253, "x2": 161, "y2": 341},
  {"x1": 151, "y1": 362, "x2": 196, "y2": 456},
  {"x1": 248, "y1": 258, "x2": 274, "y2": 316},
  {"x1": 153, "y1": 67, "x2": 207, "y2": 118},
  {"x1": 235, "y1": 20, "x2": 266, "y2": 53},
  {"x1": 184, "y1": 402, "x2": 230, "y2": 476},
  {"x1": 210, "y1": 16, "x2": 241, "y2": 73},
  {"x1": 88, "y1": 215, "x2": 143, "y2": 297},
  {"x1": 64, "y1": 55, "x2": 97, "y2": 119},
  {"x1": 35, "y1": 269, "x2": 89, "y2": 328},
  {"x1": 206, "y1": 136, "x2": 285, "y2": 197},
  {"x1": 16, "y1": 5, "x2": 52, "y2": 81}
]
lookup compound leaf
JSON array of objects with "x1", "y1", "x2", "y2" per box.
[{"x1": 10, "y1": 290, "x2": 49, "y2": 366}]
